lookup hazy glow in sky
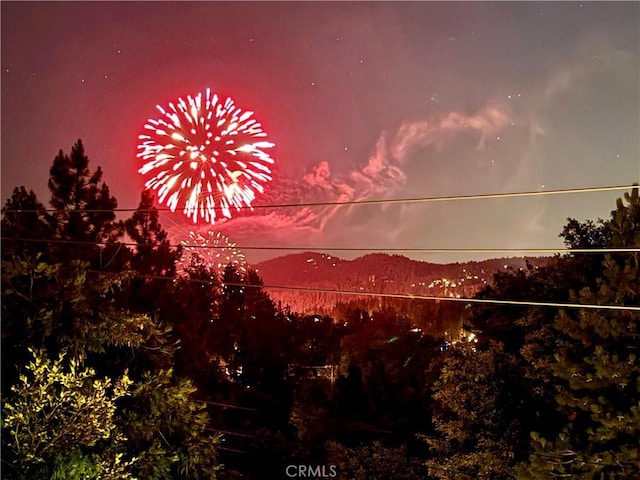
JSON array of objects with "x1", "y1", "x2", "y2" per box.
[{"x1": 2, "y1": 2, "x2": 638, "y2": 263}]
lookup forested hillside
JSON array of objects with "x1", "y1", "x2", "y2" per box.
[
  {"x1": 2, "y1": 141, "x2": 638, "y2": 479},
  {"x1": 255, "y1": 252, "x2": 548, "y2": 315}
]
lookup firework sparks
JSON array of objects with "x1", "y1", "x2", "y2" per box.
[
  {"x1": 138, "y1": 88, "x2": 275, "y2": 224},
  {"x1": 177, "y1": 230, "x2": 247, "y2": 276}
]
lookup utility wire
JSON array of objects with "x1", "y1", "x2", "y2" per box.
[
  {"x1": 3, "y1": 236, "x2": 639, "y2": 256},
  {"x1": 204, "y1": 428, "x2": 255, "y2": 439},
  {"x1": 77, "y1": 269, "x2": 640, "y2": 313},
  {"x1": 4, "y1": 238, "x2": 637, "y2": 470},
  {"x1": 2, "y1": 184, "x2": 636, "y2": 214},
  {"x1": 216, "y1": 446, "x2": 251, "y2": 455},
  {"x1": 223, "y1": 282, "x2": 640, "y2": 313},
  {"x1": 425, "y1": 453, "x2": 630, "y2": 477},
  {"x1": 419, "y1": 435, "x2": 633, "y2": 470},
  {"x1": 530, "y1": 452, "x2": 634, "y2": 470},
  {"x1": 4, "y1": 236, "x2": 639, "y2": 311},
  {"x1": 195, "y1": 398, "x2": 260, "y2": 412},
  {"x1": 4, "y1": 236, "x2": 638, "y2": 310}
]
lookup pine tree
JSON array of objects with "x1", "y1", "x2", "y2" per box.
[
  {"x1": 1, "y1": 187, "x2": 53, "y2": 260},
  {"x1": 124, "y1": 189, "x2": 180, "y2": 277},
  {"x1": 122, "y1": 189, "x2": 181, "y2": 331},
  {"x1": 520, "y1": 189, "x2": 640, "y2": 479},
  {"x1": 1, "y1": 252, "x2": 159, "y2": 368},
  {"x1": 3, "y1": 143, "x2": 223, "y2": 479},
  {"x1": 47, "y1": 140, "x2": 123, "y2": 268},
  {"x1": 169, "y1": 261, "x2": 224, "y2": 386}
]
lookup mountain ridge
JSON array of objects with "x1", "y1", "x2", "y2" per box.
[{"x1": 252, "y1": 252, "x2": 549, "y2": 315}]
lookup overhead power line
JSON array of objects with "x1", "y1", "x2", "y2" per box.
[
  {"x1": 2, "y1": 184, "x2": 636, "y2": 214},
  {"x1": 3, "y1": 236, "x2": 639, "y2": 256},
  {"x1": 418, "y1": 434, "x2": 634, "y2": 470},
  {"x1": 223, "y1": 282, "x2": 640, "y2": 313},
  {"x1": 6, "y1": 235, "x2": 640, "y2": 310},
  {"x1": 530, "y1": 451, "x2": 635, "y2": 470},
  {"x1": 195, "y1": 399, "x2": 260, "y2": 412},
  {"x1": 75, "y1": 269, "x2": 640, "y2": 313}
]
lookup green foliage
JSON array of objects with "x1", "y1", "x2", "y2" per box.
[
  {"x1": 560, "y1": 217, "x2": 611, "y2": 249},
  {"x1": 289, "y1": 380, "x2": 332, "y2": 458},
  {"x1": 519, "y1": 189, "x2": 640, "y2": 479},
  {"x1": 46, "y1": 140, "x2": 124, "y2": 269},
  {"x1": 609, "y1": 187, "x2": 640, "y2": 252},
  {"x1": 125, "y1": 189, "x2": 181, "y2": 277},
  {"x1": 1, "y1": 186, "x2": 53, "y2": 259},
  {"x1": 121, "y1": 369, "x2": 221, "y2": 480},
  {"x1": 2, "y1": 349, "x2": 134, "y2": 480},
  {"x1": 1, "y1": 253, "x2": 160, "y2": 362},
  {"x1": 326, "y1": 440, "x2": 426, "y2": 480},
  {"x1": 50, "y1": 450, "x2": 136, "y2": 480},
  {"x1": 8, "y1": 141, "x2": 638, "y2": 480},
  {"x1": 169, "y1": 266, "x2": 223, "y2": 385},
  {"x1": 426, "y1": 341, "x2": 524, "y2": 479},
  {"x1": 48, "y1": 140, "x2": 120, "y2": 239},
  {"x1": 2, "y1": 141, "x2": 225, "y2": 480}
]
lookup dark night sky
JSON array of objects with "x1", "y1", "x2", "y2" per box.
[{"x1": 2, "y1": 1, "x2": 639, "y2": 264}]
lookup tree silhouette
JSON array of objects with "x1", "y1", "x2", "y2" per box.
[
  {"x1": 1, "y1": 187, "x2": 53, "y2": 259},
  {"x1": 125, "y1": 189, "x2": 180, "y2": 277},
  {"x1": 47, "y1": 140, "x2": 123, "y2": 268},
  {"x1": 521, "y1": 189, "x2": 640, "y2": 479}
]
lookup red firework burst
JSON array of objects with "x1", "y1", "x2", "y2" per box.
[
  {"x1": 177, "y1": 230, "x2": 247, "y2": 276},
  {"x1": 137, "y1": 88, "x2": 274, "y2": 224}
]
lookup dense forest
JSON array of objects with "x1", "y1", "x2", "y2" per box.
[
  {"x1": 2, "y1": 140, "x2": 639, "y2": 479},
  {"x1": 253, "y1": 252, "x2": 549, "y2": 316}
]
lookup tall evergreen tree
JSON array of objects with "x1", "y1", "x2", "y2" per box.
[
  {"x1": 169, "y1": 261, "x2": 224, "y2": 387},
  {"x1": 47, "y1": 140, "x2": 123, "y2": 267},
  {"x1": 520, "y1": 189, "x2": 640, "y2": 479},
  {"x1": 3, "y1": 143, "x2": 222, "y2": 480},
  {"x1": 425, "y1": 193, "x2": 639, "y2": 480},
  {"x1": 121, "y1": 189, "x2": 181, "y2": 334},
  {"x1": 1, "y1": 187, "x2": 53, "y2": 260},
  {"x1": 124, "y1": 189, "x2": 180, "y2": 277}
]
